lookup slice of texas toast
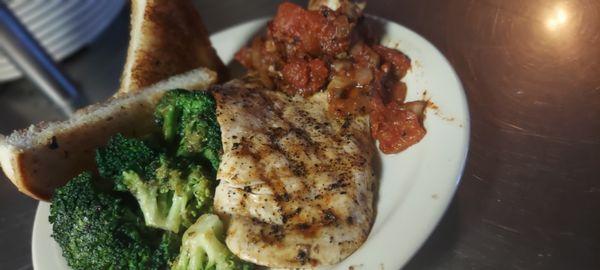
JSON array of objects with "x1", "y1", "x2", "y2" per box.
[{"x1": 120, "y1": 0, "x2": 226, "y2": 93}]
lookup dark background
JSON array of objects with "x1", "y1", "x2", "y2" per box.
[{"x1": 1, "y1": 0, "x2": 599, "y2": 269}]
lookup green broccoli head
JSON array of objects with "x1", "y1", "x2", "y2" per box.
[
  {"x1": 49, "y1": 172, "x2": 179, "y2": 270},
  {"x1": 154, "y1": 232, "x2": 182, "y2": 268},
  {"x1": 154, "y1": 89, "x2": 222, "y2": 172},
  {"x1": 96, "y1": 134, "x2": 214, "y2": 233},
  {"x1": 172, "y1": 214, "x2": 253, "y2": 270},
  {"x1": 96, "y1": 133, "x2": 159, "y2": 189},
  {"x1": 122, "y1": 161, "x2": 214, "y2": 233}
]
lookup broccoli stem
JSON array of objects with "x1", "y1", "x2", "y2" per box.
[
  {"x1": 160, "y1": 104, "x2": 178, "y2": 142},
  {"x1": 123, "y1": 171, "x2": 191, "y2": 233}
]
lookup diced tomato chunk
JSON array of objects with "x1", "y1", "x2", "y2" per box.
[
  {"x1": 283, "y1": 58, "x2": 309, "y2": 90},
  {"x1": 271, "y1": 2, "x2": 327, "y2": 55},
  {"x1": 282, "y1": 58, "x2": 329, "y2": 95},
  {"x1": 370, "y1": 95, "x2": 426, "y2": 153},
  {"x1": 373, "y1": 45, "x2": 411, "y2": 78}
]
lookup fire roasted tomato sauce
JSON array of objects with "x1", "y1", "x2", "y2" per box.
[{"x1": 235, "y1": 1, "x2": 426, "y2": 153}]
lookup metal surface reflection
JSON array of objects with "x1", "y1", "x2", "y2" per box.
[{"x1": 545, "y1": 4, "x2": 568, "y2": 31}]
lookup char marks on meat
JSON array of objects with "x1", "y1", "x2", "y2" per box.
[{"x1": 212, "y1": 79, "x2": 375, "y2": 268}]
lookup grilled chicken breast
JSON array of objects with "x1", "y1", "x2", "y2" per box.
[{"x1": 213, "y1": 79, "x2": 376, "y2": 268}]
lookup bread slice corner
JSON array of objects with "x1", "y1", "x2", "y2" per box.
[{"x1": 120, "y1": 0, "x2": 226, "y2": 94}]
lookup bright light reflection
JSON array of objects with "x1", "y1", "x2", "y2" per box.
[{"x1": 546, "y1": 6, "x2": 569, "y2": 31}]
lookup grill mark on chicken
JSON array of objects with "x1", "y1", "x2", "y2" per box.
[{"x1": 212, "y1": 79, "x2": 375, "y2": 268}]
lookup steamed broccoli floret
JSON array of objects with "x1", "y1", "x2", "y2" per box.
[
  {"x1": 97, "y1": 135, "x2": 214, "y2": 233},
  {"x1": 172, "y1": 214, "x2": 253, "y2": 270},
  {"x1": 96, "y1": 133, "x2": 159, "y2": 185},
  {"x1": 121, "y1": 161, "x2": 214, "y2": 233},
  {"x1": 49, "y1": 172, "x2": 179, "y2": 270},
  {"x1": 155, "y1": 89, "x2": 222, "y2": 172}
]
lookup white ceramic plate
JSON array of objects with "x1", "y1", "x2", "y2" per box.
[{"x1": 32, "y1": 17, "x2": 469, "y2": 270}]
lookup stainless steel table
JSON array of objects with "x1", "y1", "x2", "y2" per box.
[{"x1": 1, "y1": 1, "x2": 599, "y2": 269}]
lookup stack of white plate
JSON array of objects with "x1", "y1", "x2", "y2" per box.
[{"x1": 0, "y1": 0, "x2": 125, "y2": 82}]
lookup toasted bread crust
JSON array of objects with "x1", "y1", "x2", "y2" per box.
[{"x1": 121, "y1": 0, "x2": 225, "y2": 93}]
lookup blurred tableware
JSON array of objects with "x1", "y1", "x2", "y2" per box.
[
  {"x1": 0, "y1": 0, "x2": 125, "y2": 83},
  {"x1": 0, "y1": 1, "x2": 84, "y2": 115}
]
